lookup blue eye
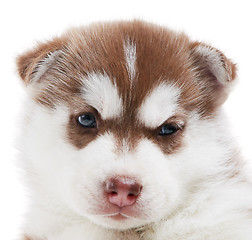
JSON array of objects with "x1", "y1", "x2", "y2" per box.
[
  {"x1": 159, "y1": 124, "x2": 179, "y2": 136},
  {"x1": 78, "y1": 114, "x2": 96, "y2": 128}
]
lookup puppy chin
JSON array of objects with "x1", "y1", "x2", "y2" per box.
[{"x1": 86, "y1": 213, "x2": 147, "y2": 230}]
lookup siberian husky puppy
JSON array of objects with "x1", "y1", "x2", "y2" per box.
[{"x1": 16, "y1": 21, "x2": 252, "y2": 240}]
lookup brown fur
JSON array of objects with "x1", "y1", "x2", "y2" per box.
[{"x1": 17, "y1": 20, "x2": 237, "y2": 153}]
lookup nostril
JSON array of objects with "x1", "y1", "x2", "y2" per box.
[
  {"x1": 110, "y1": 191, "x2": 118, "y2": 197},
  {"x1": 128, "y1": 184, "x2": 142, "y2": 197}
]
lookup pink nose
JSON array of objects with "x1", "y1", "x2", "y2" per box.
[{"x1": 105, "y1": 177, "x2": 142, "y2": 208}]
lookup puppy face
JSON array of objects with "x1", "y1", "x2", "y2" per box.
[{"x1": 17, "y1": 21, "x2": 236, "y2": 230}]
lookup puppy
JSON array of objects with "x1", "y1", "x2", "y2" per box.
[{"x1": 17, "y1": 20, "x2": 252, "y2": 240}]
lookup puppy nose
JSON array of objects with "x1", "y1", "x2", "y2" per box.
[{"x1": 105, "y1": 177, "x2": 142, "y2": 208}]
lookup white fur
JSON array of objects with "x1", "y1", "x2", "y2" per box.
[
  {"x1": 81, "y1": 72, "x2": 123, "y2": 119},
  {"x1": 18, "y1": 96, "x2": 252, "y2": 239},
  {"x1": 138, "y1": 83, "x2": 181, "y2": 128},
  {"x1": 124, "y1": 39, "x2": 137, "y2": 83}
]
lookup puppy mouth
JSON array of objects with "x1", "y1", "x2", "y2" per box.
[
  {"x1": 104, "y1": 213, "x2": 131, "y2": 221},
  {"x1": 96, "y1": 211, "x2": 139, "y2": 221},
  {"x1": 88, "y1": 198, "x2": 144, "y2": 221}
]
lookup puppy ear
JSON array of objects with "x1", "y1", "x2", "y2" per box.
[
  {"x1": 16, "y1": 38, "x2": 64, "y2": 85},
  {"x1": 190, "y1": 42, "x2": 237, "y2": 110}
]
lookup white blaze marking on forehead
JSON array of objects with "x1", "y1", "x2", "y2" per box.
[
  {"x1": 81, "y1": 72, "x2": 123, "y2": 119},
  {"x1": 138, "y1": 83, "x2": 181, "y2": 128},
  {"x1": 123, "y1": 39, "x2": 137, "y2": 83}
]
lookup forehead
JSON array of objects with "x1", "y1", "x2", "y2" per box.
[
  {"x1": 37, "y1": 22, "x2": 198, "y2": 120},
  {"x1": 81, "y1": 71, "x2": 181, "y2": 126}
]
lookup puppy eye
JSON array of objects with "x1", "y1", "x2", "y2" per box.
[
  {"x1": 77, "y1": 113, "x2": 96, "y2": 128},
  {"x1": 159, "y1": 124, "x2": 179, "y2": 136}
]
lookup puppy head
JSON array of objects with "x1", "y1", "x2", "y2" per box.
[{"x1": 17, "y1": 21, "x2": 237, "y2": 230}]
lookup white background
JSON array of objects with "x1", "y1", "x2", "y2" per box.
[{"x1": 0, "y1": 0, "x2": 251, "y2": 239}]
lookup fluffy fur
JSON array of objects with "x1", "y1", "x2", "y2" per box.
[{"x1": 16, "y1": 20, "x2": 252, "y2": 240}]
